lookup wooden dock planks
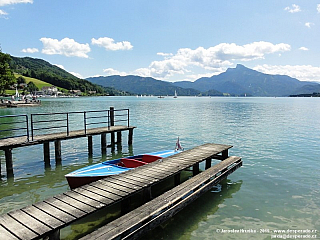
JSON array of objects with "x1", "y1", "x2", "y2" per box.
[
  {"x1": 80, "y1": 156, "x2": 242, "y2": 240},
  {"x1": 0, "y1": 143, "x2": 238, "y2": 240},
  {"x1": 0, "y1": 125, "x2": 135, "y2": 149}
]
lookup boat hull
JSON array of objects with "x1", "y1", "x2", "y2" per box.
[
  {"x1": 65, "y1": 150, "x2": 180, "y2": 189},
  {"x1": 66, "y1": 176, "x2": 106, "y2": 190}
]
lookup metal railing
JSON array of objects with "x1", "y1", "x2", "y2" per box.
[
  {"x1": 0, "y1": 108, "x2": 130, "y2": 142},
  {"x1": 0, "y1": 114, "x2": 29, "y2": 141}
]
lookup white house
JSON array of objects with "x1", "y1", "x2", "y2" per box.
[{"x1": 42, "y1": 86, "x2": 58, "y2": 95}]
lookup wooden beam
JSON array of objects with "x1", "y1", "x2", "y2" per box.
[
  {"x1": 222, "y1": 149, "x2": 228, "y2": 159},
  {"x1": 128, "y1": 128, "x2": 133, "y2": 145},
  {"x1": 54, "y1": 140, "x2": 62, "y2": 165},
  {"x1": 192, "y1": 163, "x2": 199, "y2": 176},
  {"x1": 174, "y1": 173, "x2": 181, "y2": 186},
  {"x1": 43, "y1": 142, "x2": 50, "y2": 168},
  {"x1": 205, "y1": 157, "x2": 211, "y2": 169},
  {"x1": 110, "y1": 107, "x2": 115, "y2": 145},
  {"x1": 101, "y1": 133, "x2": 107, "y2": 155},
  {"x1": 87, "y1": 135, "x2": 93, "y2": 157},
  {"x1": 4, "y1": 148, "x2": 13, "y2": 178},
  {"x1": 116, "y1": 131, "x2": 122, "y2": 144}
]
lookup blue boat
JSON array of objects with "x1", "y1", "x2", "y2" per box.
[{"x1": 65, "y1": 149, "x2": 181, "y2": 189}]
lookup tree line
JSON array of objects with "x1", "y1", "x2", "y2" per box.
[{"x1": 1, "y1": 50, "x2": 132, "y2": 96}]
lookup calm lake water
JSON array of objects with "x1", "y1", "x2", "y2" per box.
[{"x1": 0, "y1": 96, "x2": 319, "y2": 239}]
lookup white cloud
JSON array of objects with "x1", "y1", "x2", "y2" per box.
[
  {"x1": 317, "y1": 4, "x2": 320, "y2": 13},
  {"x1": 299, "y1": 47, "x2": 309, "y2": 51},
  {"x1": 157, "y1": 52, "x2": 173, "y2": 57},
  {"x1": 21, "y1": 47, "x2": 38, "y2": 53},
  {"x1": 305, "y1": 22, "x2": 314, "y2": 28},
  {"x1": 132, "y1": 41, "x2": 291, "y2": 80},
  {"x1": 0, "y1": 0, "x2": 32, "y2": 6},
  {"x1": 70, "y1": 72, "x2": 83, "y2": 79},
  {"x1": 53, "y1": 64, "x2": 65, "y2": 69},
  {"x1": 40, "y1": 37, "x2": 90, "y2": 58},
  {"x1": 254, "y1": 64, "x2": 320, "y2": 82},
  {"x1": 284, "y1": 4, "x2": 301, "y2": 13},
  {"x1": 53, "y1": 64, "x2": 83, "y2": 78},
  {"x1": 0, "y1": 9, "x2": 8, "y2": 15},
  {"x1": 91, "y1": 37, "x2": 133, "y2": 51},
  {"x1": 103, "y1": 68, "x2": 127, "y2": 76},
  {"x1": 184, "y1": 72, "x2": 221, "y2": 82}
]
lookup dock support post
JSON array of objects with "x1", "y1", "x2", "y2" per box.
[
  {"x1": 54, "y1": 140, "x2": 62, "y2": 165},
  {"x1": 88, "y1": 135, "x2": 93, "y2": 157},
  {"x1": 142, "y1": 187, "x2": 152, "y2": 202},
  {"x1": 4, "y1": 148, "x2": 14, "y2": 178},
  {"x1": 110, "y1": 107, "x2": 115, "y2": 145},
  {"x1": 222, "y1": 149, "x2": 228, "y2": 160},
  {"x1": 46, "y1": 229, "x2": 60, "y2": 240},
  {"x1": 205, "y1": 157, "x2": 211, "y2": 169},
  {"x1": 43, "y1": 142, "x2": 50, "y2": 167},
  {"x1": 117, "y1": 131, "x2": 122, "y2": 144},
  {"x1": 174, "y1": 173, "x2": 180, "y2": 186},
  {"x1": 121, "y1": 197, "x2": 131, "y2": 215},
  {"x1": 193, "y1": 163, "x2": 199, "y2": 176},
  {"x1": 101, "y1": 133, "x2": 107, "y2": 155},
  {"x1": 128, "y1": 128, "x2": 133, "y2": 145}
]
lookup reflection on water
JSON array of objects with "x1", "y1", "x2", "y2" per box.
[{"x1": 140, "y1": 179, "x2": 243, "y2": 240}]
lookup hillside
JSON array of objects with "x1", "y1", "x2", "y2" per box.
[
  {"x1": 87, "y1": 75, "x2": 203, "y2": 96},
  {"x1": 173, "y1": 64, "x2": 320, "y2": 97},
  {"x1": 9, "y1": 56, "x2": 129, "y2": 96}
]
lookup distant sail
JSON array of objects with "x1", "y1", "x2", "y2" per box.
[
  {"x1": 15, "y1": 87, "x2": 20, "y2": 99},
  {"x1": 174, "y1": 90, "x2": 177, "y2": 98}
]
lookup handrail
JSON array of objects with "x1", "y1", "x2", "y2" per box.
[
  {"x1": 0, "y1": 108, "x2": 130, "y2": 142},
  {"x1": 0, "y1": 114, "x2": 29, "y2": 141}
]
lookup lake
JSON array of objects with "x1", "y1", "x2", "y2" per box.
[{"x1": 0, "y1": 96, "x2": 319, "y2": 239}]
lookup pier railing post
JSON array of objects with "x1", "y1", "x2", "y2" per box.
[
  {"x1": 110, "y1": 107, "x2": 115, "y2": 145},
  {"x1": 26, "y1": 115, "x2": 29, "y2": 142},
  {"x1": 31, "y1": 114, "x2": 34, "y2": 141},
  {"x1": 66, "y1": 113, "x2": 69, "y2": 136},
  {"x1": 84, "y1": 112, "x2": 87, "y2": 135},
  {"x1": 127, "y1": 109, "x2": 130, "y2": 127}
]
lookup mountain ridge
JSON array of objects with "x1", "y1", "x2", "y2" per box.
[
  {"x1": 172, "y1": 64, "x2": 319, "y2": 96},
  {"x1": 87, "y1": 64, "x2": 320, "y2": 97}
]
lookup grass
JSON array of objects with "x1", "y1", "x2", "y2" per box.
[
  {"x1": 6, "y1": 74, "x2": 68, "y2": 95},
  {"x1": 14, "y1": 74, "x2": 53, "y2": 89}
]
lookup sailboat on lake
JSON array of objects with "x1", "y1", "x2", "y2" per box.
[{"x1": 174, "y1": 90, "x2": 177, "y2": 98}]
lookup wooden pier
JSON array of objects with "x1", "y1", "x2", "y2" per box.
[
  {"x1": 0, "y1": 108, "x2": 134, "y2": 177},
  {"x1": 0, "y1": 143, "x2": 242, "y2": 240}
]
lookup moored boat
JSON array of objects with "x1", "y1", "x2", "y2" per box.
[{"x1": 65, "y1": 149, "x2": 182, "y2": 189}]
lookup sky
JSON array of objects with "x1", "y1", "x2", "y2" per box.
[{"x1": 1, "y1": 0, "x2": 320, "y2": 83}]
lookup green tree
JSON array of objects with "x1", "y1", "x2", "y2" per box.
[
  {"x1": 27, "y1": 81, "x2": 38, "y2": 93},
  {"x1": 0, "y1": 50, "x2": 16, "y2": 95},
  {"x1": 17, "y1": 76, "x2": 26, "y2": 84}
]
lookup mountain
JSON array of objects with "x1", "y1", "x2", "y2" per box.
[
  {"x1": 86, "y1": 75, "x2": 203, "y2": 96},
  {"x1": 173, "y1": 64, "x2": 320, "y2": 97},
  {"x1": 9, "y1": 56, "x2": 128, "y2": 95}
]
